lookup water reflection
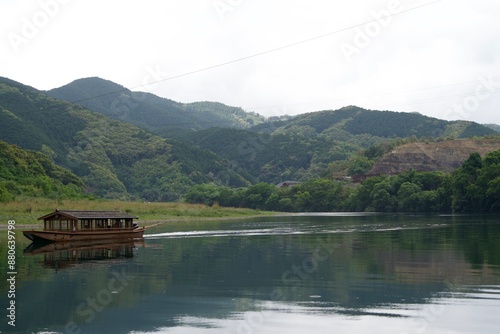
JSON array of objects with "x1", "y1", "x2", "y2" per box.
[
  {"x1": 2, "y1": 214, "x2": 500, "y2": 333},
  {"x1": 129, "y1": 286, "x2": 500, "y2": 334},
  {"x1": 23, "y1": 239, "x2": 142, "y2": 270}
]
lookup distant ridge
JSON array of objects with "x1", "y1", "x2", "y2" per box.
[
  {"x1": 47, "y1": 77, "x2": 265, "y2": 136},
  {"x1": 1, "y1": 75, "x2": 498, "y2": 197},
  {"x1": 484, "y1": 123, "x2": 500, "y2": 132}
]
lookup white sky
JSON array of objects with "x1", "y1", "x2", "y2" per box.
[{"x1": 1, "y1": 0, "x2": 499, "y2": 123}]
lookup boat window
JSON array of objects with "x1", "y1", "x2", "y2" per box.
[
  {"x1": 60, "y1": 220, "x2": 68, "y2": 230},
  {"x1": 80, "y1": 219, "x2": 91, "y2": 230},
  {"x1": 52, "y1": 220, "x2": 60, "y2": 230}
]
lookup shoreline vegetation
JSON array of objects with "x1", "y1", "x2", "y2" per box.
[
  {"x1": 0, "y1": 199, "x2": 274, "y2": 229},
  {"x1": 1, "y1": 151, "x2": 499, "y2": 230}
]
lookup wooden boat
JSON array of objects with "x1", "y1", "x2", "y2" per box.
[{"x1": 23, "y1": 210, "x2": 145, "y2": 243}]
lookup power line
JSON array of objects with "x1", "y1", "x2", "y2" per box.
[
  {"x1": 67, "y1": 0, "x2": 443, "y2": 106},
  {"x1": 248, "y1": 75, "x2": 500, "y2": 111},
  {"x1": 373, "y1": 88, "x2": 500, "y2": 109}
]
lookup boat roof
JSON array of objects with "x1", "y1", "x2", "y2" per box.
[{"x1": 38, "y1": 210, "x2": 138, "y2": 220}]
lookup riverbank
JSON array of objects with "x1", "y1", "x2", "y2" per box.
[{"x1": 0, "y1": 198, "x2": 274, "y2": 228}]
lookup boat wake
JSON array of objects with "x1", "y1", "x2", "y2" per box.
[
  {"x1": 143, "y1": 223, "x2": 449, "y2": 240},
  {"x1": 143, "y1": 227, "x2": 362, "y2": 239},
  {"x1": 143, "y1": 228, "x2": 299, "y2": 239}
]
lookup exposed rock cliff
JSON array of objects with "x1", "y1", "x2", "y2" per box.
[{"x1": 369, "y1": 138, "x2": 500, "y2": 175}]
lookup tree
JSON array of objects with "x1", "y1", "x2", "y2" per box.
[
  {"x1": 477, "y1": 151, "x2": 500, "y2": 211},
  {"x1": 348, "y1": 176, "x2": 387, "y2": 211},
  {"x1": 397, "y1": 182, "x2": 422, "y2": 211},
  {"x1": 451, "y1": 153, "x2": 483, "y2": 212},
  {"x1": 278, "y1": 197, "x2": 293, "y2": 211},
  {"x1": 434, "y1": 175, "x2": 453, "y2": 212},
  {"x1": 184, "y1": 184, "x2": 221, "y2": 206},
  {"x1": 372, "y1": 188, "x2": 391, "y2": 212},
  {"x1": 411, "y1": 190, "x2": 438, "y2": 212},
  {"x1": 265, "y1": 193, "x2": 280, "y2": 211},
  {"x1": 295, "y1": 191, "x2": 312, "y2": 211},
  {"x1": 244, "y1": 183, "x2": 277, "y2": 209},
  {"x1": 370, "y1": 180, "x2": 394, "y2": 212},
  {"x1": 413, "y1": 171, "x2": 445, "y2": 191},
  {"x1": 348, "y1": 156, "x2": 373, "y2": 176},
  {"x1": 486, "y1": 177, "x2": 500, "y2": 211}
]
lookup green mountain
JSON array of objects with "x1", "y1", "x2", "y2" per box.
[
  {"x1": 1, "y1": 76, "x2": 497, "y2": 201},
  {"x1": 0, "y1": 77, "x2": 251, "y2": 200},
  {"x1": 484, "y1": 123, "x2": 500, "y2": 132},
  {"x1": 181, "y1": 106, "x2": 496, "y2": 183},
  {"x1": 255, "y1": 106, "x2": 495, "y2": 138},
  {"x1": 0, "y1": 141, "x2": 84, "y2": 201},
  {"x1": 47, "y1": 77, "x2": 265, "y2": 137},
  {"x1": 50, "y1": 79, "x2": 496, "y2": 184}
]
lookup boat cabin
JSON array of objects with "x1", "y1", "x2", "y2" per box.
[{"x1": 38, "y1": 210, "x2": 138, "y2": 232}]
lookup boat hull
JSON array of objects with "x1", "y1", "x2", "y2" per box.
[
  {"x1": 23, "y1": 228, "x2": 145, "y2": 243},
  {"x1": 24, "y1": 238, "x2": 144, "y2": 254}
]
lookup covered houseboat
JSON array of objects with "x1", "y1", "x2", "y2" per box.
[{"x1": 23, "y1": 210, "x2": 144, "y2": 243}]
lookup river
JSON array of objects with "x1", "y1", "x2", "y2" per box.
[{"x1": 1, "y1": 213, "x2": 500, "y2": 333}]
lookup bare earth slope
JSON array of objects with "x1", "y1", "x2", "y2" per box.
[{"x1": 370, "y1": 138, "x2": 500, "y2": 175}]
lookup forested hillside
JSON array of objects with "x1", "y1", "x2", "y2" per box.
[
  {"x1": 185, "y1": 149, "x2": 500, "y2": 213},
  {"x1": 255, "y1": 106, "x2": 495, "y2": 138},
  {"x1": 0, "y1": 141, "x2": 84, "y2": 201},
  {"x1": 1, "y1": 76, "x2": 498, "y2": 205},
  {"x1": 46, "y1": 79, "x2": 496, "y2": 185},
  {"x1": 181, "y1": 107, "x2": 496, "y2": 183},
  {"x1": 47, "y1": 77, "x2": 265, "y2": 137},
  {"x1": 0, "y1": 77, "x2": 251, "y2": 200}
]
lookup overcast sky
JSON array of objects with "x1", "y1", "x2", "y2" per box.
[{"x1": 1, "y1": 0, "x2": 499, "y2": 123}]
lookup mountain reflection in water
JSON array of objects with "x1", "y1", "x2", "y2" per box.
[{"x1": 2, "y1": 213, "x2": 500, "y2": 333}]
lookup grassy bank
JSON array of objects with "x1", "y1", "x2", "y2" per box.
[{"x1": 0, "y1": 198, "x2": 272, "y2": 226}]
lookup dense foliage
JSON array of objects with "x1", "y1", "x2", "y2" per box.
[
  {"x1": 0, "y1": 78, "x2": 251, "y2": 200},
  {"x1": 1, "y1": 76, "x2": 498, "y2": 206},
  {"x1": 0, "y1": 141, "x2": 84, "y2": 201},
  {"x1": 45, "y1": 79, "x2": 497, "y2": 185},
  {"x1": 185, "y1": 150, "x2": 500, "y2": 213},
  {"x1": 179, "y1": 107, "x2": 496, "y2": 184}
]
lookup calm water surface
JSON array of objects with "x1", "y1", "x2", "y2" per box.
[{"x1": 1, "y1": 213, "x2": 500, "y2": 333}]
